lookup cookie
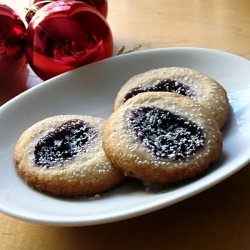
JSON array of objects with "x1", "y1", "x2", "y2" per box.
[
  {"x1": 13, "y1": 115, "x2": 125, "y2": 198},
  {"x1": 113, "y1": 67, "x2": 229, "y2": 129},
  {"x1": 103, "y1": 92, "x2": 223, "y2": 184}
]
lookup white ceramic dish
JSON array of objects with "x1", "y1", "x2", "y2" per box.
[{"x1": 0, "y1": 47, "x2": 250, "y2": 226}]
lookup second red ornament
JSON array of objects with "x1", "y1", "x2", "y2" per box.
[{"x1": 25, "y1": 1, "x2": 113, "y2": 80}]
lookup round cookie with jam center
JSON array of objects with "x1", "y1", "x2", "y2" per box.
[
  {"x1": 113, "y1": 67, "x2": 229, "y2": 129},
  {"x1": 14, "y1": 115, "x2": 125, "y2": 198},
  {"x1": 104, "y1": 92, "x2": 223, "y2": 184}
]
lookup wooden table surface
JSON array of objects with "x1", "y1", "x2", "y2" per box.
[{"x1": 1, "y1": 0, "x2": 250, "y2": 249}]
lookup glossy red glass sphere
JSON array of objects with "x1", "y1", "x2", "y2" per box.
[
  {"x1": 25, "y1": 1, "x2": 113, "y2": 80},
  {"x1": 0, "y1": 4, "x2": 26, "y2": 83}
]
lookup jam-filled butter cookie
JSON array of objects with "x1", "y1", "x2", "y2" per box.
[
  {"x1": 104, "y1": 92, "x2": 222, "y2": 184},
  {"x1": 14, "y1": 115, "x2": 124, "y2": 198},
  {"x1": 113, "y1": 67, "x2": 229, "y2": 129}
]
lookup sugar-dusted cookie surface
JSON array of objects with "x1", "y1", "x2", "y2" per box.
[
  {"x1": 104, "y1": 92, "x2": 223, "y2": 184},
  {"x1": 113, "y1": 67, "x2": 229, "y2": 129},
  {"x1": 14, "y1": 115, "x2": 125, "y2": 198}
]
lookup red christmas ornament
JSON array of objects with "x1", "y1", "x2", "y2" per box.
[
  {"x1": 26, "y1": 0, "x2": 108, "y2": 23},
  {"x1": 25, "y1": 1, "x2": 113, "y2": 80},
  {"x1": 0, "y1": 4, "x2": 26, "y2": 84},
  {"x1": 0, "y1": 4, "x2": 27, "y2": 104}
]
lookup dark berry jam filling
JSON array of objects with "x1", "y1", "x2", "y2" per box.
[
  {"x1": 124, "y1": 79, "x2": 194, "y2": 103},
  {"x1": 128, "y1": 107, "x2": 205, "y2": 160},
  {"x1": 34, "y1": 119, "x2": 97, "y2": 167}
]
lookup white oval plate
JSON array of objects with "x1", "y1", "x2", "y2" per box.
[{"x1": 0, "y1": 48, "x2": 250, "y2": 226}]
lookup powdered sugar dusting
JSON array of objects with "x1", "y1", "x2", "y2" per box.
[
  {"x1": 123, "y1": 79, "x2": 195, "y2": 103},
  {"x1": 127, "y1": 106, "x2": 205, "y2": 161},
  {"x1": 34, "y1": 119, "x2": 98, "y2": 167}
]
